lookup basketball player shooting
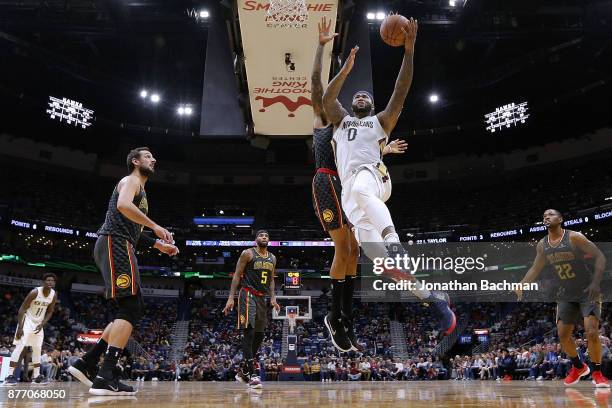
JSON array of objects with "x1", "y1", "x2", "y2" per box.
[
  {"x1": 311, "y1": 17, "x2": 408, "y2": 352},
  {"x1": 68, "y1": 147, "x2": 179, "y2": 396},
  {"x1": 515, "y1": 209, "x2": 608, "y2": 388},
  {"x1": 223, "y1": 230, "x2": 281, "y2": 389},
  {"x1": 322, "y1": 17, "x2": 456, "y2": 335},
  {"x1": 3, "y1": 273, "x2": 57, "y2": 386}
]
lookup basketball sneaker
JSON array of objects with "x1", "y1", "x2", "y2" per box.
[
  {"x1": 32, "y1": 375, "x2": 49, "y2": 385},
  {"x1": 425, "y1": 291, "x2": 457, "y2": 335},
  {"x1": 2, "y1": 374, "x2": 18, "y2": 386},
  {"x1": 69, "y1": 358, "x2": 98, "y2": 388},
  {"x1": 324, "y1": 313, "x2": 352, "y2": 352},
  {"x1": 89, "y1": 376, "x2": 136, "y2": 396},
  {"x1": 248, "y1": 375, "x2": 262, "y2": 389},
  {"x1": 592, "y1": 371, "x2": 610, "y2": 388},
  {"x1": 235, "y1": 370, "x2": 249, "y2": 384},
  {"x1": 342, "y1": 315, "x2": 363, "y2": 352},
  {"x1": 564, "y1": 363, "x2": 590, "y2": 386}
]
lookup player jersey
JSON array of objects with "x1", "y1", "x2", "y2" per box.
[
  {"x1": 242, "y1": 248, "x2": 274, "y2": 295},
  {"x1": 542, "y1": 229, "x2": 592, "y2": 301},
  {"x1": 25, "y1": 287, "x2": 55, "y2": 325},
  {"x1": 332, "y1": 114, "x2": 388, "y2": 184},
  {"x1": 313, "y1": 125, "x2": 337, "y2": 171},
  {"x1": 98, "y1": 182, "x2": 148, "y2": 245}
]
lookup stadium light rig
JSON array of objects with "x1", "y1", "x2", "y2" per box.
[
  {"x1": 429, "y1": 93, "x2": 439, "y2": 103},
  {"x1": 46, "y1": 96, "x2": 94, "y2": 129},
  {"x1": 484, "y1": 101, "x2": 529, "y2": 133}
]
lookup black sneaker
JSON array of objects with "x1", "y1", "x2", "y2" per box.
[
  {"x1": 2, "y1": 374, "x2": 18, "y2": 386},
  {"x1": 425, "y1": 291, "x2": 457, "y2": 335},
  {"x1": 89, "y1": 376, "x2": 136, "y2": 396},
  {"x1": 69, "y1": 358, "x2": 98, "y2": 387},
  {"x1": 342, "y1": 315, "x2": 364, "y2": 352},
  {"x1": 32, "y1": 375, "x2": 49, "y2": 385},
  {"x1": 324, "y1": 313, "x2": 352, "y2": 352}
]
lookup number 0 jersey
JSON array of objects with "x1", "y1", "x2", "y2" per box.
[
  {"x1": 242, "y1": 248, "x2": 275, "y2": 295},
  {"x1": 542, "y1": 229, "x2": 592, "y2": 301},
  {"x1": 332, "y1": 114, "x2": 388, "y2": 185}
]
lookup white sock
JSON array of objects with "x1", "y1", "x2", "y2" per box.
[
  {"x1": 383, "y1": 232, "x2": 400, "y2": 243},
  {"x1": 33, "y1": 367, "x2": 40, "y2": 378},
  {"x1": 8, "y1": 365, "x2": 15, "y2": 376}
]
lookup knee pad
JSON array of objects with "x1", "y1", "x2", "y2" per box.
[{"x1": 115, "y1": 294, "x2": 144, "y2": 326}]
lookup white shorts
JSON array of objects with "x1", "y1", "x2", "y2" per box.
[
  {"x1": 340, "y1": 163, "x2": 392, "y2": 231},
  {"x1": 13, "y1": 319, "x2": 44, "y2": 348}
]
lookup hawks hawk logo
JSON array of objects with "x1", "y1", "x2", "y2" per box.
[
  {"x1": 322, "y1": 209, "x2": 334, "y2": 223},
  {"x1": 116, "y1": 274, "x2": 131, "y2": 289}
]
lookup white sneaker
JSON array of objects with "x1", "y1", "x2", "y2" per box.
[{"x1": 536, "y1": 376, "x2": 544, "y2": 381}]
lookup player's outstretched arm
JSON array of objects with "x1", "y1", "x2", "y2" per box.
[
  {"x1": 377, "y1": 18, "x2": 418, "y2": 136},
  {"x1": 515, "y1": 241, "x2": 547, "y2": 300},
  {"x1": 223, "y1": 249, "x2": 251, "y2": 315},
  {"x1": 323, "y1": 46, "x2": 358, "y2": 126},
  {"x1": 570, "y1": 232, "x2": 606, "y2": 300},
  {"x1": 312, "y1": 16, "x2": 338, "y2": 124}
]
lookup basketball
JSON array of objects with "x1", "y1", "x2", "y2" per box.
[{"x1": 380, "y1": 14, "x2": 409, "y2": 47}]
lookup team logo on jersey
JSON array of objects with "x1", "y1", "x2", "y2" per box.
[
  {"x1": 116, "y1": 274, "x2": 131, "y2": 289},
  {"x1": 322, "y1": 209, "x2": 334, "y2": 223}
]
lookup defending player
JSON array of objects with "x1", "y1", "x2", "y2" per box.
[
  {"x1": 311, "y1": 17, "x2": 408, "y2": 352},
  {"x1": 223, "y1": 230, "x2": 280, "y2": 389},
  {"x1": 516, "y1": 209, "x2": 608, "y2": 388},
  {"x1": 322, "y1": 18, "x2": 456, "y2": 335},
  {"x1": 2, "y1": 273, "x2": 57, "y2": 386},
  {"x1": 68, "y1": 147, "x2": 179, "y2": 395}
]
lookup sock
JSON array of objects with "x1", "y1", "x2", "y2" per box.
[
  {"x1": 33, "y1": 366, "x2": 40, "y2": 378},
  {"x1": 342, "y1": 276, "x2": 355, "y2": 320},
  {"x1": 593, "y1": 363, "x2": 601, "y2": 372},
  {"x1": 570, "y1": 355, "x2": 582, "y2": 369},
  {"x1": 330, "y1": 279, "x2": 344, "y2": 320},
  {"x1": 252, "y1": 332, "x2": 265, "y2": 357},
  {"x1": 83, "y1": 339, "x2": 107, "y2": 367},
  {"x1": 8, "y1": 366, "x2": 15, "y2": 376},
  {"x1": 99, "y1": 346, "x2": 122, "y2": 380},
  {"x1": 383, "y1": 232, "x2": 400, "y2": 243}
]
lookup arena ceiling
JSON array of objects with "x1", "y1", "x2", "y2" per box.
[{"x1": 0, "y1": 0, "x2": 610, "y2": 163}]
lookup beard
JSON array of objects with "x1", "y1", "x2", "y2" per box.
[
  {"x1": 257, "y1": 241, "x2": 268, "y2": 248},
  {"x1": 352, "y1": 102, "x2": 372, "y2": 115},
  {"x1": 139, "y1": 164, "x2": 154, "y2": 177}
]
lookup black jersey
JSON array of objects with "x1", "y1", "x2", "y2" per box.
[
  {"x1": 242, "y1": 248, "x2": 275, "y2": 295},
  {"x1": 97, "y1": 183, "x2": 148, "y2": 245},
  {"x1": 313, "y1": 126, "x2": 337, "y2": 171},
  {"x1": 542, "y1": 229, "x2": 592, "y2": 301}
]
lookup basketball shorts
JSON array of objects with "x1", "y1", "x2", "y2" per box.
[
  {"x1": 237, "y1": 288, "x2": 267, "y2": 332},
  {"x1": 94, "y1": 234, "x2": 140, "y2": 299},
  {"x1": 312, "y1": 169, "x2": 347, "y2": 232},
  {"x1": 13, "y1": 318, "x2": 44, "y2": 348},
  {"x1": 341, "y1": 163, "x2": 392, "y2": 231},
  {"x1": 556, "y1": 300, "x2": 602, "y2": 325}
]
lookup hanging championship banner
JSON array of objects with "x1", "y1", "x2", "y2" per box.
[{"x1": 237, "y1": 1, "x2": 338, "y2": 136}]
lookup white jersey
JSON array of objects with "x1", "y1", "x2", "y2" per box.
[
  {"x1": 332, "y1": 114, "x2": 388, "y2": 185},
  {"x1": 25, "y1": 286, "x2": 55, "y2": 326}
]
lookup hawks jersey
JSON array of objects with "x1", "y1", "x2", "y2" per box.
[
  {"x1": 332, "y1": 114, "x2": 388, "y2": 185},
  {"x1": 313, "y1": 125, "x2": 337, "y2": 171},
  {"x1": 542, "y1": 229, "x2": 592, "y2": 300},
  {"x1": 242, "y1": 248, "x2": 275, "y2": 295},
  {"x1": 25, "y1": 287, "x2": 55, "y2": 325},
  {"x1": 98, "y1": 182, "x2": 149, "y2": 245}
]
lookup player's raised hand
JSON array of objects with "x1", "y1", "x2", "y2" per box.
[
  {"x1": 401, "y1": 17, "x2": 418, "y2": 52},
  {"x1": 155, "y1": 241, "x2": 179, "y2": 256},
  {"x1": 153, "y1": 225, "x2": 174, "y2": 244},
  {"x1": 318, "y1": 16, "x2": 338, "y2": 45},
  {"x1": 386, "y1": 139, "x2": 408, "y2": 154},
  {"x1": 340, "y1": 46, "x2": 359, "y2": 76},
  {"x1": 223, "y1": 298, "x2": 234, "y2": 315}
]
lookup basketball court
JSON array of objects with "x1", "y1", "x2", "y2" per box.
[{"x1": 1, "y1": 381, "x2": 610, "y2": 407}]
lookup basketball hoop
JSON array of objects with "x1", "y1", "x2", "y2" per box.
[
  {"x1": 286, "y1": 305, "x2": 299, "y2": 333},
  {"x1": 267, "y1": 0, "x2": 308, "y2": 25}
]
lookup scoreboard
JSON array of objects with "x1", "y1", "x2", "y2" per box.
[{"x1": 284, "y1": 271, "x2": 301, "y2": 290}]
